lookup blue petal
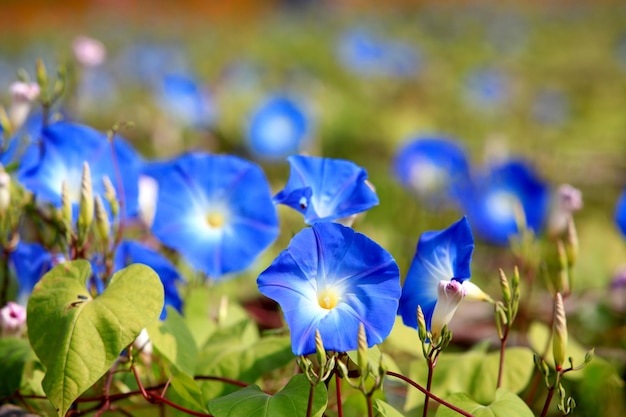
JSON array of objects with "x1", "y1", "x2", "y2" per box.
[
  {"x1": 615, "y1": 190, "x2": 626, "y2": 237},
  {"x1": 398, "y1": 217, "x2": 474, "y2": 330},
  {"x1": 460, "y1": 160, "x2": 550, "y2": 245},
  {"x1": 258, "y1": 222, "x2": 401, "y2": 355},
  {"x1": 159, "y1": 73, "x2": 216, "y2": 128},
  {"x1": 150, "y1": 152, "x2": 279, "y2": 278},
  {"x1": 393, "y1": 135, "x2": 470, "y2": 204},
  {"x1": 9, "y1": 242, "x2": 53, "y2": 303},
  {"x1": 114, "y1": 240, "x2": 183, "y2": 320},
  {"x1": 274, "y1": 155, "x2": 379, "y2": 224},
  {"x1": 246, "y1": 95, "x2": 309, "y2": 160},
  {"x1": 19, "y1": 121, "x2": 141, "y2": 220}
]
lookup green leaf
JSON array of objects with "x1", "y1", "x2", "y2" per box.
[
  {"x1": 436, "y1": 388, "x2": 534, "y2": 417},
  {"x1": 26, "y1": 260, "x2": 164, "y2": 416},
  {"x1": 148, "y1": 307, "x2": 198, "y2": 376},
  {"x1": 373, "y1": 399, "x2": 405, "y2": 417},
  {"x1": 406, "y1": 345, "x2": 534, "y2": 409},
  {"x1": 166, "y1": 368, "x2": 209, "y2": 413},
  {"x1": 0, "y1": 337, "x2": 36, "y2": 397},
  {"x1": 208, "y1": 374, "x2": 327, "y2": 417}
]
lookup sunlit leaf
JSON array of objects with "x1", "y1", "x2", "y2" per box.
[
  {"x1": 0, "y1": 337, "x2": 36, "y2": 397},
  {"x1": 208, "y1": 374, "x2": 327, "y2": 417},
  {"x1": 436, "y1": 388, "x2": 534, "y2": 417},
  {"x1": 148, "y1": 306, "x2": 198, "y2": 376},
  {"x1": 26, "y1": 260, "x2": 164, "y2": 416}
]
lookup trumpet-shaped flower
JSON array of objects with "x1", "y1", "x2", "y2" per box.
[
  {"x1": 246, "y1": 95, "x2": 309, "y2": 160},
  {"x1": 393, "y1": 135, "x2": 470, "y2": 205},
  {"x1": 258, "y1": 222, "x2": 401, "y2": 355},
  {"x1": 460, "y1": 160, "x2": 549, "y2": 245},
  {"x1": 274, "y1": 155, "x2": 379, "y2": 225},
  {"x1": 398, "y1": 217, "x2": 475, "y2": 337},
  {"x1": 19, "y1": 121, "x2": 141, "y2": 220},
  {"x1": 149, "y1": 152, "x2": 279, "y2": 278},
  {"x1": 114, "y1": 240, "x2": 183, "y2": 320}
]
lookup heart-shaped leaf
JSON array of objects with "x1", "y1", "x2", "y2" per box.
[
  {"x1": 208, "y1": 374, "x2": 327, "y2": 417},
  {"x1": 436, "y1": 388, "x2": 534, "y2": 417},
  {"x1": 27, "y1": 260, "x2": 164, "y2": 416}
]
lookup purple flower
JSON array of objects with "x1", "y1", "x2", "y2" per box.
[
  {"x1": 398, "y1": 217, "x2": 479, "y2": 337},
  {"x1": 274, "y1": 155, "x2": 379, "y2": 225},
  {"x1": 149, "y1": 152, "x2": 279, "y2": 278},
  {"x1": 258, "y1": 222, "x2": 401, "y2": 355}
]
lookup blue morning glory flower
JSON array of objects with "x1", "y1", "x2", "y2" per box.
[
  {"x1": 274, "y1": 155, "x2": 379, "y2": 225},
  {"x1": 158, "y1": 73, "x2": 216, "y2": 128},
  {"x1": 398, "y1": 217, "x2": 476, "y2": 337},
  {"x1": 615, "y1": 190, "x2": 626, "y2": 237},
  {"x1": 393, "y1": 135, "x2": 470, "y2": 205},
  {"x1": 257, "y1": 222, "x2": 401, "y2": 356},
  {"x1": 9, "y1": 242, "x2": 54, "y2": 305},
  {"x1": 149, "y1": 152, "x2": 279, "y2": 279},
  {"x1": 114, "y1": 240, "x2": 183, "y2": 320},
  {"x1": 460, "y1": 160, "x2": 550, "y2": 245},
  {"x1": 463, "y1": 68, "x2": 510, "y2": 112},
  {"x1": 18, "y1": 121, "x2": 142, "y2": 220},
  {"x1": 246, "y1": 95, "x2": 310, "y2": 160},
  {"x1": 336, "y1": 28, "x2": 421, "y2": 79}
]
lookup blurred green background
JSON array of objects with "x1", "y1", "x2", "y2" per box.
[{"x1": 2, "y1": 1, "x2": 626, "y2": 415}]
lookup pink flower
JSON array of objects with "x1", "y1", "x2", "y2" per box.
[
  {"x1": 0, "y1": 302, "x2": 27, "y2": 337},
  {"x1": 73, "y1": 35, "x2": 106, "y2": 67}
]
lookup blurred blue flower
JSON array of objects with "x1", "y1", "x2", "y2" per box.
[
  {"x1": 463, "y1": 68, "x2": 510, "y2": 112},
  {"x1": 393, "y1": 135, "x2": 470, "y2": 205},
  {"x1": 336, "y1": 28, "x2": 421, "y2": 78},
  {"x1": 9, "y1": 242, "x2": 54, "y2": 305},
  {"x1": 158, "y1": 73, "x2": 217, "y2": 128},
  {"x1": 113, "y1": 41, "x2": 189, "y2": 88},
  {"x1": 274, "y1": 155, "x2": 379, "y2": 225},
  {"x1": 19, "y1": 121, "x2": 142, "y2": 220},
  {"x1": 149, "y1": 152, "x2": 279, "y2": 279},
  {"x1": 114, "y1": 240, "x2": 183, "y2": 320},
  {"x1": 615, "y1": 190, "x2": 626, "y2": 237},
  {"x1": 257, "y1": 222, "x2": 401, "y2": 355},
  {"x1": 246, "y1": 95, "x2": 309, "y2": 160},
  {"x1": 1, "y1": 112, "x2": 47, "y2": 176},
  {"x1": 461, "y1": 160, "x2": 550, "y2": 245},
  {"x1": 398, "y1": 217, "x2": 475, "y2": 336}
]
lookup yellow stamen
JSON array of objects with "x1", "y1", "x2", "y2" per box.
[
  {"x1": 317, "y1": 288, "x2": 340, "y2": 310},
  {"x1": 207, "y1": 213, "x2": 225, "y2": 228}
]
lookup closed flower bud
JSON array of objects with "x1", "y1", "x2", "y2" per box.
[
  {"x1": 0, "y1": 169, "x2": 11, "y2": 216},
  {"x1": 431, "y1": 280, "x2": 465, "y2": 338},
  {"x1": 315, "y1": 329, "x2": 326, "y2": 368},
  {"x1": 77, "y1": 162, "x2": 94, "y2": 233},
  {"x1": 72, "y1": 35, "x2": 106, "y2": 68},
  {"x1": 552, "y1": 292, "x2": 568, "y2": 370},
  {"x1": 357, "y1": 322, "x2": 368, "y2": 377},
  {"x1": 499, "y1": 269, "x2": 511, "y2": 305},
  {"x1": 416, "y1": 305, "x2": 427, "y2": 342},
  {"x1": 9, "y1": 81, "x2": 40, "y2": 131},
  {"x1": 102, "y1": 176, "x2": 119, "y2": 220},
  {"x1": 565, "y1": 217, "x2": 578, "y2": 267},
  {"x1": 94, "y1": 195, "x2": 110, "y2": 243},
  {"x1": 0, "y1": 302, "x2": 27, "y2": 338},
  {"x1": 60, "y1": 181, "x2": 72, "y2": 226}
]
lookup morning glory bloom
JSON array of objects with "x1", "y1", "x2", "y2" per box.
[
  {"x1": 158, "y1": 73, "x2": 216, "y2": 128},
  {"x1": 463, "y1": 68, "x2": 510, "y2": 113},
  {"x1": 114, "y1": 240, "x2": 183, "y2": 320},
  {"x1": 9, "y1": 242, "x2": 54, "y2": 305},
  {"x1": 398, "y1": 217, "x2": 481, "y2": 337},
  {"x1": 461, "y1": 160, "x2": 550, "y2": 245},
  {"x1": 149, "y1": 152, "x2": 279, "y2": 279},
  {"x1": 393, "y1": 135, "x2": 470, "y2": 205},
  {"x1": 336, "y1": 28, "x2": 421, "y2": 78},
  {"x1": 19, "y1": 121, "x2": 142, "y2": 220},
  {"x1": 258, "y1": 222, "x2": 401, "y2": 355},
  {"x1": 273, "y1": 155, "x2": 379, "y2": 225},
  {"x1": 246, "y1": 95, "x2": 310, "y2": 160},
  {"x1": 615, "y1": 190, "x2": 626, "y2": 237}
]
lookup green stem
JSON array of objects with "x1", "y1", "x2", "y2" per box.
[
  {"x1": 386, "y1": 371, "x2": 475, "y2": 417},
  {"x1": 497, "y1": 326, "x2": 509, "y2": 389},
  {"x1": 423, "y1": 356, "x2": 435, "y2": 417}
]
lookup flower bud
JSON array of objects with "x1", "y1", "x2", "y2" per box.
[
  {"x1": 431, "y1": 280, "x2": 465, "y2": 338},
  {"x1": 565, "y1": 217, "x2": 578, "y2": 268},
  {"x1": 0, "y1": 169, "x2": 11, "y2": 216},
  {"x1": 77, "y1": 162, "x2": 94, "y2": 233},
  {"x1": 416, "y1": 305, "x2": 427, "y2": 342},
  {"x1": 138, "y1": 175, "x2": 158, "y2": 227},
  {"x1": 60, "y1": 180, "x2": 72, "y2": 226},
  {"x1": 94, "y1": 195, "x2": 110, "y2": 243},
  {"x1": 499, "y1": 268, "x2": 511, "y2": 305},
  {"x1": 555, "y1": 240, "x2": 570, "y2": 295},
  {"x1": 552, "y1": 292, "x2": 568, "y2": 370},
  {"x1": 315, "y1": 329, "x2": 326, "y2": 368},
  {"x1": 102, "y1": 176, "x2": 119, "y2": 220},
  {"x1": 0, "y1": 302, "x2": 27, "y2": 337},
  {"x1": 8, "y1": 81, "x2": 40, "y2": 131},
  {"x1": 357, "y1": 322, "x2": 368, "y2": 377},
  {"x1": 547, "y1": 184, "x2": 582, "y2": 238}
]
